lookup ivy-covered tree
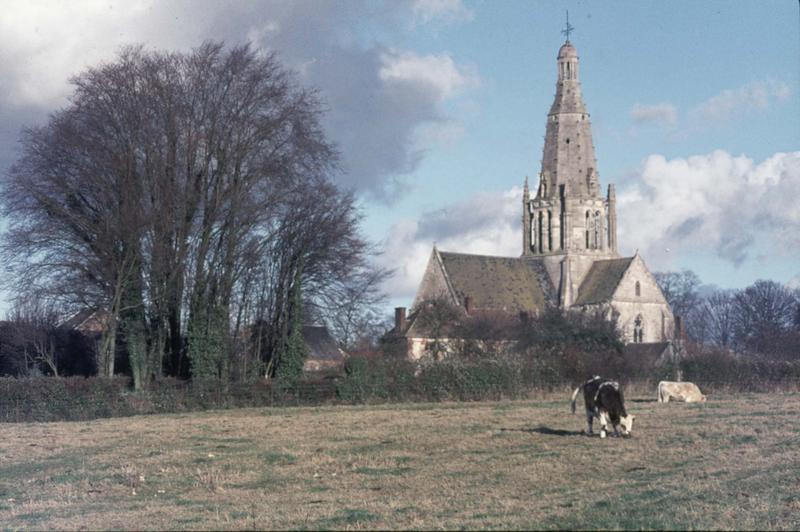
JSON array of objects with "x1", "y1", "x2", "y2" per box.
[{"x1": 274, "y1": 267, "x2": 308, "y2": 388}]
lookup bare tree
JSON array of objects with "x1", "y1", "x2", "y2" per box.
[
  {"x1": 697, "y1": 289, "x2": 737, "y2": 349},
  {"x1": 240, "y1": 178, "x2": 389, "y2": 376},
  {"x1": 654, "y1": 270, "x2": 702, "y2": 320},
  {"x1": 732, "y1": 279, "x2": 798, "y2": 356},
  {"x1": 412, "y1": 294, "x2": 463, "y2": 361},
  {"x1": 3, "y1": 299, "x2": 65, "y2": 377},
  {"x1": 2, "y1": 42, "x2": 385, "y2": 387}
]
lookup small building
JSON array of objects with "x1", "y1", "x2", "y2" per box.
[
  {"x1": 302, "y1": 325, "x2": 348, "y2": 372},
  {"x1": 60, "y1": 308, "x2": 111, "y2": 336}
]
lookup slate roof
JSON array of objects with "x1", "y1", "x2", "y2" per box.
[
  {"x1": 59, "y1": 308, "x2": 111, "y2": 334},
  {"x1": 302, "y1": 325, "x2": 347, "y2": 362},
  {"x1": 401, "y1": 307, "x2": 457, "y2": 338},
  {"x1": 573, "y1": 257, "x2": 634, "y2": 305},
  {"x1": 622, "y1": 342, "x2": 675, "y2": 376},
  {"x1": 623, "y1": 342, "x2": 672, "y2": 362},
  {"x1": 438, "y1": 252, "x2": 550, "y2": 314}
]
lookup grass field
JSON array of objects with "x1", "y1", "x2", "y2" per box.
[{"x1": 1, "y1": 391, "x2": 799, "y2": 530}]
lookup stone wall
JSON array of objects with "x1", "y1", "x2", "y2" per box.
[{"x1": 610, "y1": 255, "x2": 674, "y2": 342}]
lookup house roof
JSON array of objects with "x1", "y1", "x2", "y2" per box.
[
  {"x1": 623, "y1": 341, "x2": 672, "y2": 362},
  {"x1": 573, "y1": 257, "x2": 634, "y2": 305},
  {"x1": 60, "y1": 308, "x2": 98, "y2": 330},
  {"x1": 302, "y1": 325, "x2": 347, "y2": 362},
  {"x1": 391, "y1": 305, "x2": 520, "y2": 340},
  {"x1": 438, "y1": 251, "x2": 550, "y2": 314},
  {"x1": 60, "y1": 308, "x2": 110, "y2": 334},
  {"x1": 395, "y1": 305, "x2": 459, "y2": 338}
]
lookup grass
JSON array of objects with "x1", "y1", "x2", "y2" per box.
[{"x1": 0, "y1": 391, "x2": 799, "y2": 530}]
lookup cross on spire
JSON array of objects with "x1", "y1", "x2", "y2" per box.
[{"x1": 561, "y1": 10, "x2": 574, "y2": 42}]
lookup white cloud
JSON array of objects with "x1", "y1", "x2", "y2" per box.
[
  {"x1": 410, "y1": 0, "x2": 474, "y2": 26},
  {"x1": 413, "y1": 120, "x2": 466, "y2": 149},
  {"x1": 0, "y1": 1, "x2": 481, "y2": 200},
  {"x1": 630, "y1": 102, "x2": 678, "y2": 129},
  {"x1": 379, "y1": 187, "x2": 521, "y2": 300},
  {"x1": 0, "y1": 1, "x2": 163, "y2": 107},
  {"x1": 691, "y1": 80, "x2": 792, "y2": 123},
  {"x1": 618, "y1": 150, "x2": 800, "y2": 269},
  {"x1": 379, "y1": 150, "x2": 800, "y2": 302},
  {"x1": 380, "y1": 50, "x2": 479, "y2": 101}
]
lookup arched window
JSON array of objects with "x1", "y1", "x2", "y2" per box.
[
  {"x1": 547, "y1": 211, "x2": 553, "y2": 251},
  {"x1": 634, "y1": 315, "x2": 644, "y2": 343},
  {"x1": 530, "y1": 214, "x2": 536, "y2": 251},
  {"x1": 593, "y1": 211, "x2": 600, "y2": 249},
  {"x1": 538, "y1": 212, "x2": 544, "y2": 253},
  {"x1": 585, "y1": 211, "x2": 590, "y2": 249},
  {"x1": 635, "y1": 281, "x2": 641, "y2": 297}
]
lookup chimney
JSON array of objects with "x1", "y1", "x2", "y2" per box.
[
  {"x1": 673, "y1": 314, "x2": 686, "y2": 382},
  {"x1": 675, "y1": 315, "x2": 686, "y2": 342},
  {"x1": 394, "y1": 307, "x2": 407, "y2": 331},
  {"x1": 464, "y1": 296, "x2": 473, "y2": 314}
]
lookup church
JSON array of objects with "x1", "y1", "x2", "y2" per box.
[{"x1": 389, "y1": 37, "x2": 675, "y2": 360}]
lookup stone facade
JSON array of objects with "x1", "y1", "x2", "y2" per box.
[
  {"x1": 389, "y1": 39, "x2": 674, "y2": 354},
  {"x1": 575, "y1": 254, "x2": 674, "y2": 343}
]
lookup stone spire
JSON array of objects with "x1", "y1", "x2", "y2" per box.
[
  {"x1": 537, "y1": 39, "x2": 600, "y2": 201},
  {"x1": 523, "y1": 37, "x2": 616, "y2": 260},
  {"x1": 522, "y1": 176, "x2": 531, "y2": 254}
]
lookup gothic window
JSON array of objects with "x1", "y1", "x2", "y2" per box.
[
  {"x1": 593, "y1": 211, "x2": 600, "y2": 249},
  {"x1": 633, "y1": 315, "x2": 644, "y2": 343},
  {"x1": 530, "y1": 215, "x2": 536, "y2": 251},
  {"x1": 547, "y1": 211, "x2": 553, "y2": 251},
  {"x1": 635, "y1": 281, "x2": 641, "y2": 297},
  {"x1": 585, "y1": 211, "x2": 590, "y2": 249},
  {"x1": 538, "y1": 212, "x2": 544, "y2": 253}
]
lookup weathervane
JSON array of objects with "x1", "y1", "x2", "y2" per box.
[{"x1": 561, "y1": 10, "x2": 574, "y2": 42}]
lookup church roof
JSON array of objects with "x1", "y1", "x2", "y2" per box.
[
  {"x1": 573, "y1": 256, "x2": 635, "y2": 305},
  {"x1": 438, "y1": 251, "x2": 550, "y2": 314}
]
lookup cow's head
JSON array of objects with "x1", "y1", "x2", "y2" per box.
[{"x1": 620, "y1": 414, "x2": 635, "y2": 435}]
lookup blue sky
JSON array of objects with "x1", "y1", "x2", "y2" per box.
[{"x1": 0, "y1": 0, "x2": 798, "y2": 314}]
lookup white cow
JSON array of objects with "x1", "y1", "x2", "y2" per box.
[{"x1": 657, "y1": 381, "x2": 707, "y2": 403}]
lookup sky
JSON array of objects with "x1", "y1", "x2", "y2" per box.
[{"x1": 0, "y1": 0, "x2": 798, "y2": 315}]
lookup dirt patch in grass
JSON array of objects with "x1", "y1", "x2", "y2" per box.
[{"x1": 0, "y1": 392, "x2": 799, "y2": 529}]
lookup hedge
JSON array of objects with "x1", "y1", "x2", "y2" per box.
[
  {"x1": 0, "y1": 376, "x2": 337, "y2": 423},
  {"x1": 2, "y1": 350, "x2": 798, "y2": 423}
]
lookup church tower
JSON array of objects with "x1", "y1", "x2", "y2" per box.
[
  {"x1": 404, "y1": 22, "x2": 675, "y2": 353},
  {"x1": 404, "y1": 23, "x2": 676, "y2": 352},
  {"x1": 522, "y1": 38, "x2": 617, "y2": 259},
  {"x1": 521, "y1": 30, "x2": 620, "y2": 307}
]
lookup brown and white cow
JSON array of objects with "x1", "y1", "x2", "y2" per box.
[
  {"x1": 571, "y1": 376, "x2": 634, "y2": 438},
  {"x1": 657, "y1": 381, "x2": 707, "y2": 403}
]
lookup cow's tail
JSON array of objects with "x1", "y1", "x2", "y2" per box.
[{"x1": 570, "y1": 384, "x2": 583, "y2": 414}]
